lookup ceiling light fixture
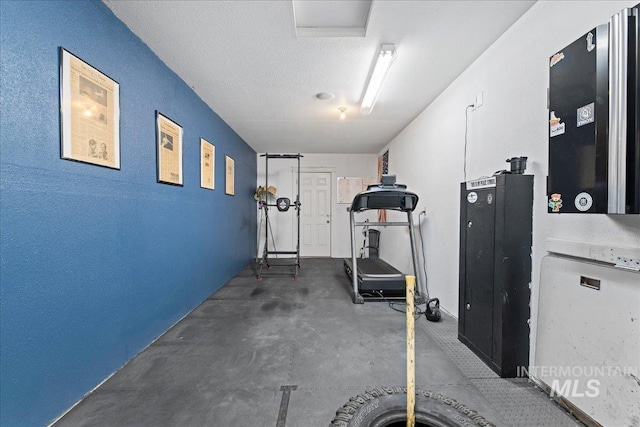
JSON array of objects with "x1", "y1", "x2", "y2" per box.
[
  {"x1": 338, "y1": 107, "x2": 347, "y2": 120},
  {"x1": 316, "y1": 92, "x2": 335, "y2": 100},
  {"x1": 360, "y1": 44, "x2": 397, "y2": 115}
]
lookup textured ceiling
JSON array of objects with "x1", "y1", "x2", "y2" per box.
[{"x1": 104, "y1": 0, "x2": 536, "y2": 154}]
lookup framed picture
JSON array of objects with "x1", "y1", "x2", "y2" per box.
[
  {"x1": 200, "y1": 138, "x2": 215, "y2": 190},
  {"x1": 225, "y1": 155, "x2": 235, "y2": 195},
  {"x1": 156, "y1": 111, "x2": 183, "y2": 186},
  {"x1": 59, "y1": 48, "x2": 120, "y2": 169}
]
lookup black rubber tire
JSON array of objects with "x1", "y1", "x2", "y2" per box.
[{"x1": 329, "y1": 387, "x2": 496, "y2": 427}]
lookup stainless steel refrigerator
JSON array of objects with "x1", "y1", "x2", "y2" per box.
[{"x1": 548, "y1": 3, "x2": 639, "y2": 214}]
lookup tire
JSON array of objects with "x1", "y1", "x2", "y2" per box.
[{"x1": 329, "y1": 387, "x2": 496, "y2": 427}]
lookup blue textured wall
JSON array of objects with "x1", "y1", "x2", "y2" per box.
[{"x1": 0, "y1": 1, "x2": 257, "y2": 425}]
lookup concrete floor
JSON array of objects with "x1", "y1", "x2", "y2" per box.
[{"x1": 55, "y1": 258, "x2": 581, "y2": 427}]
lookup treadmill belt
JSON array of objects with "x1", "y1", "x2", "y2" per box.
[{"x1": 356, "y1": 258, "x2": 403, "y2": 276}]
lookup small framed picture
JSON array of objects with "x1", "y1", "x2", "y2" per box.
[
  {"x1": 200, "y1": 138, "x2": 215, "y2": 190},
  {"x1": 59, "y1": 48, "x2": 120, "y2": 169},
  {"x1": 225, "y1": 155, "x2": 235, "y2": 196},
  {"x1": 156, "y1": 112, "x2": 183, "y2": 186}
]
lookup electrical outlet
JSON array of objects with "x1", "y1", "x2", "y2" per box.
[{"x1": 472, "y1": 91, "x2": 483, "y2": 110}]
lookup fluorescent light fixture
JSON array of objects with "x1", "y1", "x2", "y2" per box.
[{"x1": 360, "y1": 44, "x2": 397, "y2": 115}]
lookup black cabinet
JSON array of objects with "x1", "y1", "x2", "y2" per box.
[{"x1": 458, "y1": 174, "x2": 533, "y2": 378}]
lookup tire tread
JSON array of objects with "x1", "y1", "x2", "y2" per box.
[{"x1": 329, "y1": 387, "x2": 496, "y2": 427}]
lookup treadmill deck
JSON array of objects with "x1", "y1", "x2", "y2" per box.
[{"x1": 343, "y1": 258, "x2": 406, "y2": 297}]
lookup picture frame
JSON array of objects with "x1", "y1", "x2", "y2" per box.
[
  {"x1": 200, "y1": 138, "x2": 215, "y2": 190},
  {"x1": 225, "y1": 155, "x2": 235, "y2": 195},
  {"x1": 59, "y1": 48, "x2": 120, "y2": 169},
  {"x1": 156, "y1": 111, "x2": 183, "y2": 186}
]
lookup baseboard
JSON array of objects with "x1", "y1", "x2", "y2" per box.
[{"x1": 530, "y1": 376, "x2": 603, "y2": 427}]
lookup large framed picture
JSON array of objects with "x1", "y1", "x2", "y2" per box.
[
  {"x1": 59, "y1": 48, "x2": 120, "y2": 169},
  {"x1": 225, "y1": 155, "x2": 235, "y2": 195},
  {"x1": 156, "y1": 112, "x2": 183, "y2": 186},
  {"x1": 200, "y1": 138, "x2": 215, "y2": 190}
]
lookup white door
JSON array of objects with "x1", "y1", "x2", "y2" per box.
[{"x1": 299, "y1": 172, "x2": 331, "y2": 257}]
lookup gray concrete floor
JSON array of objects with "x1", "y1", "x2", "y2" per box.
[{"x1": 55, "y1": 258, "x2": 581, "y2": 427}]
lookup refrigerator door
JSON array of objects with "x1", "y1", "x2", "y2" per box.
[{"x1": 548, "y1": 26, "x2": 609, "y2": 213}]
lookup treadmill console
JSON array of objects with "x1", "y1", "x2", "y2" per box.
[{"x1": 351, "y1": 187, "x2": 418, "y2": 212}]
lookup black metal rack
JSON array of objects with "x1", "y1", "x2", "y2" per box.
[{"x1": 257, "y1": 154, "x2": 303, "y2": 280}]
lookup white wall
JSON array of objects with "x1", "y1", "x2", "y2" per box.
[
  {"x1": 256, "y1": 153, "x2": 378, "y2": 259},
  {"x1": 379, "y1": 0, "x2": 640, "y2": 371},
  {"x1": 536, "y1": 255, "x2": 640, "y2": 426}
]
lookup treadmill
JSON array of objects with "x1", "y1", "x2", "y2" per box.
[{"x1": 343, "y1": 175, "x2": 427, "y2": 304}]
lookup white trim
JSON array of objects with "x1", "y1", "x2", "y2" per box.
[{"x1": 546, "y1": 238, "x2": 640, "y2": 270}]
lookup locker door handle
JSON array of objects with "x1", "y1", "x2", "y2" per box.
[
  {"x1": 467, "y1": 221, "x2": 472, "y2": 228},
  {"x1": 466, "y1": 303, "x2": 471, "y2": 310}
]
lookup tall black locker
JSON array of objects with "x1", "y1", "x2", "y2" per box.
[{"x1": 458, "y1": 174, "x2": 533, "y2": 378}]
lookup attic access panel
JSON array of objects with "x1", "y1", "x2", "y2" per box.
[{"x1": 293, "y1": 0, "x2": 372, "y2": 37}]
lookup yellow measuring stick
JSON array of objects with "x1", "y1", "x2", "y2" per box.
[{"x1": 406, "y1": 275, "x2": 416, "y2": 427}]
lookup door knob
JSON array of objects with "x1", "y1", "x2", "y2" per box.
[
  {"x1": 466, "y1": 303, "x2": 471, "y2": 310},
  {"x1": 468, "y1": 221, "x2": 472, "y2": 228}
]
